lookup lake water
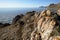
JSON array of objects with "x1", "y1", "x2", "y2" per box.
[{"x1": 0, "y1": 8, "x2": 46, "y2": 23}]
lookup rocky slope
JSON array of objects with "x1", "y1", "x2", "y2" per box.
[
  {"x1": 0, "y1": 9, "x2": 60, "y2": 40},
  {"x1": 0, "y1": 4, "x2": 60, "y2": 40}
]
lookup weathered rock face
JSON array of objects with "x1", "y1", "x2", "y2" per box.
[
  {"x1": 30, "y1": 10, "x2": 60, "y2": 40},
  {"x1": 0, "y1": 9, "x2": 60, "y2": 40},
  {"x1": 37, "y1": 10, "x2": 56, "y2": 40}
]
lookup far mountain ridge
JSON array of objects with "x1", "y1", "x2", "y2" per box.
[{"x1": 39, "y1": 6, "x2": 47, "y2": 8}]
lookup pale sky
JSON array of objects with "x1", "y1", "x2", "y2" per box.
[{"x1": 0, "y1": 0, "x2": 60, "y2": 8}]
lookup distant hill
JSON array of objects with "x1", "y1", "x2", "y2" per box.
[
  {"x1": 47, "y1": 3, "x2": 60, "y2": 10},
  {"x1": 37, "y1": 6, "x2": 47, "y2": 12}
]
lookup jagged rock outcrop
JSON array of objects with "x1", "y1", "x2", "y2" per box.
[
  {"x1": 12, "y1": 14, "x2": 24, "y2": 24},
  {"x1": 30, "y1": 10, "x2": 60, "y2": 40}
]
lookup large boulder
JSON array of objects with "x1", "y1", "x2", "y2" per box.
[{"x1": 12, "y1": 14, "x2": 24, "y2": 24}]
